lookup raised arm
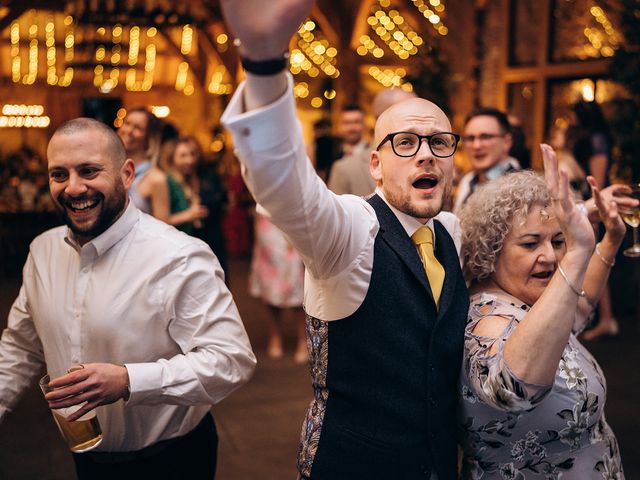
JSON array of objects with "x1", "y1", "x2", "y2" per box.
[
  {"x1": 500, "y1": 144, "x2": 595, "y2": 386},
  {"x1": 572, "y1": 176, "x2": 626, "y2": 331},
  {"x1": 220, "y1": 0, "x2": 313, "y2": 110},
  {"x1": 219, "y1": 0, "x2": 377, "y2": 282}
]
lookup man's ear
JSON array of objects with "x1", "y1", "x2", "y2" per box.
[
  {"x1": 121, "y1": 158, "x2": 135, "y2": 189},
  {"x1": 370, "y1": 151, "x2": 383, "y2": 185},
  {"x1": 504, "y1": 132, "x2": 513, "y2": 152}
]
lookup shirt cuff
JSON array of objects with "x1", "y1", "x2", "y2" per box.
[
  {"x1": 123, "y1": 362, "x2": 164, "y2": 405},
  {"x1": 220, "y1": 73, "x2": 299, "y2": 154}
]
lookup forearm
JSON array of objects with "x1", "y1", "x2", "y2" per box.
[
  {"x1": 150, "y1": 179, "x2": 170, "y2": 222},
  {"x1": 167, "y1": 209, "x2": 194, "y2": 226},
  {"x1": 503, "y1": 251, "x2": 590, "y2": 385},
  {"x1": 0, "y1": 294, "x2": 46, "y2": 419},
  {"x1": 222, "y1": 77, "x2": 376, "y2": 279},
  {"x1": 244, "y1": 71, "x2": 288, "y2": 111},
  {"x1": 579, "y1": 233, "x2": 620, "y2": 311}
]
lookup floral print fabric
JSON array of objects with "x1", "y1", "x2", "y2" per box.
[
  {"x1": 249, "y1": 214, "x2": 304, "y2": 308},
  {"x1": 296, "y1": 315, "x2": 329, "y2": 478},
  {"x1": 458, "y1": 292, "x2": 624, "y2": 479}
]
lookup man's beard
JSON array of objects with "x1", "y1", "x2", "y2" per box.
[
  {"x1": 56, "y1": 181, "x2": 127, "y2": 240},
  {"x1": 384, "y1": 179, "x2": 451, "y2": 220}
]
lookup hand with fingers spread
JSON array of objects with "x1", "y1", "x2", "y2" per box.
[
  {"x1": 587, "y1": 176, "x2": 626, "y2": 245},
  {"x1": 583, "y1": 182, "x2": 640, "y2": 223},
  {"x1": 541, "y1": 143, "x2": 595, "y2": 257},
  {"x1": 45, "y1": 363, "x2": 129, "y2": 421}
]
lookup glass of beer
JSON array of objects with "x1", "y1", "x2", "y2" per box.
[
  {"x1": 620, "y1": 183, "x2": 640, "y2": 258},
  {"x1": 39, "y1": 370, "x2": 103, "y2": 452}
]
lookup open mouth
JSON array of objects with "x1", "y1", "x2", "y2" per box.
[
  {"x1": 412, "y1": 175, "x2": 438, "y2": 190},
  {"x1": 63, "y1": 197, "x2": 101, "y2": 213},
  {"x1": 531, "y1": 270, "x2": 553, "y2": 279}
]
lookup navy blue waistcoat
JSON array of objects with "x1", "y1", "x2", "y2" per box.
[{"x1": 297, "y1": 195, "x2": 468, "y2": 480}]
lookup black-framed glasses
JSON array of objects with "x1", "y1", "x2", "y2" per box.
[
  {"x1": 376, "y1": 131, "x2": 460, "y2": 158},
  {"x1": 461, "y1": 133, "x2": 506, "y2": 144}
]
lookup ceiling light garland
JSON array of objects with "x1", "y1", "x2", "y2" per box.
[
  {"x1": 357, "y1": 34, "x2": 386, "y2": 58},
  {"x1": 11, "y1": 11, "x2": 74, "y2": 87},
  {"x1": 6, "y1": 5, "x2": 219, "y2": 96},
  {"x1": 408, "y1": 0, "x2": 449, "y2": 36},
  {"x1": 207, "y1": 65, "x2": 232, "y2": 95},
  {"x1": 368, "y1": 66, "x2": 414, "y2": 91},
  {"x1": 290, "y1": 20, "x2": 340, "y2": 79},
  {"x1": 583, "y1": 5, "x2": 620, "y2": 58},
  {"x1": 367, "y1": 5, "x2": 425, "y2": 60}
]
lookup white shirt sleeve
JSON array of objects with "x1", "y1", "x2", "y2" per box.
[
  {"x1": 222, "y1": 76, "x2": 378, "y2": 280},
  {"x1": 221, "y1": 75, "x2": 379, "y2": 320},
  {"x1": 0, "y1": 255, "x2": 46, "y2": 422},
  {"x1": 125, "y1": 242, "x2": 256, "y2": 406}
]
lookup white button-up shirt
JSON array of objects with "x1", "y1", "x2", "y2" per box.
[
  {"x1": 0, "y1": 201, "x2": 256, "y2": 451},
  {"x1": 221, "y1": 75, "x2": 461, "y2": 322}
]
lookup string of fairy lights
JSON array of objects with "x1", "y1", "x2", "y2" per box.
[
  {"x1": 583, "y1": 5, "x2": 621, "y2": 58},
  {"x1": 4, "y1": 2, "x2": 622, "y2": 107},
  {"x1": 9, "y1": 10, "x2": 232, "y2": 96}
]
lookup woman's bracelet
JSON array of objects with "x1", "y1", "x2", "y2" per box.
[
  {"x1": 594, "y1": 242, "x2": 615, "y2": 268},
  {"x1": 557, "y1": 263, "x2": 586, "y2": 298}
]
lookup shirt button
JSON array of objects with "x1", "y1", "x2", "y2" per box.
[{"x1": 241, "y1": 127, "x2": 250, "y2": 137}]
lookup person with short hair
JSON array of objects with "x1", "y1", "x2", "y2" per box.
[
  {"x1": 327, "y1": 103, "x2": 374, "y2": 196},
  {"x1": 0, "y1": 117, "x2": 256, "y2": 480},
  {"x1": 457, "y1": 146, "x2": 625, "y2": 479},
  {"x1": 220, "y1": 1, "x2": 467, "y2": 478},
  {"x1": 454, "y1": 107, "x2": 521, "y2": 213}
]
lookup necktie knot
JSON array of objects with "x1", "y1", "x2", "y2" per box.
[{"x1": 411, "y1": 226, "x2": 434, "y2": 246}]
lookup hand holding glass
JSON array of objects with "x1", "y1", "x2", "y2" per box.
[
  {"x1": 39, "y1": 367, "x2": 103, "y2": 452},
  {"x1": 619, "y1": 183, "x2": 640, "y2": 258}
]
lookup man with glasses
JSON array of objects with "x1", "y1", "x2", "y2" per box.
[
  {"x1": 220, "y1": 1, "x2": 467, "y2": 478},
  {"x1": 453, "y1": 107, "x2": 521, "y2": 213}
]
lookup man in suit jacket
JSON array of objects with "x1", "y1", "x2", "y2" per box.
[
  {"x1": 327, "y1": 142, "x2": 374, "y2": 197},
  {"x1": 220, "y1": 1, "x2": 468, "y2": 478},
  {"x1": 328, "y1": 104, "x2": 374, "y2": 196}
]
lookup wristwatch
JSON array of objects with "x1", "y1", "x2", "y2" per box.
[{"x1": 241, "y1": 52, "x2": 290, "y2": 76}]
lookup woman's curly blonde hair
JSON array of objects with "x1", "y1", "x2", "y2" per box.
[{"x1": 459, "y1": 170, "x2": 551, "y2": 283}]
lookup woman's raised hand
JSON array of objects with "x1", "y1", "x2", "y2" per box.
[
  {"x1": 541, "y1": 143, "x2": 594, "y2": 254},
  {"x1": 587, "y1": 176, "x2": 626, "y2": 244}
]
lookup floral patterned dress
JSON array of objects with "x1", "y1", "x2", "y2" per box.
[
  {"x1": 248, "y1": 214, "x2": 304, "y2": 308},
  {"x1": 458, "y1": 292, "x2": 624, "y2": 480}
]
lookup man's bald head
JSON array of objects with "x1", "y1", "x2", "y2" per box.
[
  {"x1": 374, "y1": 98, "x2": 451, "y2": 147},
  {"x1": 50, "y1": 117, "x2": 127, "y2": 168}
]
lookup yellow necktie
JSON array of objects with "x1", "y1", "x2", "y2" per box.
[{"x1": 411, "y1": 226, "x2": 445, "y2": 307}]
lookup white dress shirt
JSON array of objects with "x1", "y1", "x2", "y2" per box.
[
  {"x1": 0, "y1": 201, "x2": 256, "y2": 451},
  {"x1": 221, "y1": 74, "x2": 461, "y2": 322}
]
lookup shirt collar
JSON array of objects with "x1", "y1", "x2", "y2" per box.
[
  {"x1": 375, "y1": 187, "x2": 436, "y2": 245},
  {"x1": 64, "y1": 199, "x2": 140, "y2": 256},
  {"x1": 471, "y1": 156, "x2": 521, "y2": 187}
]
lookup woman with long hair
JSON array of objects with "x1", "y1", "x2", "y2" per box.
[{"x1": 117, "y1": 107, "x2": 170, "y2": 221}]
